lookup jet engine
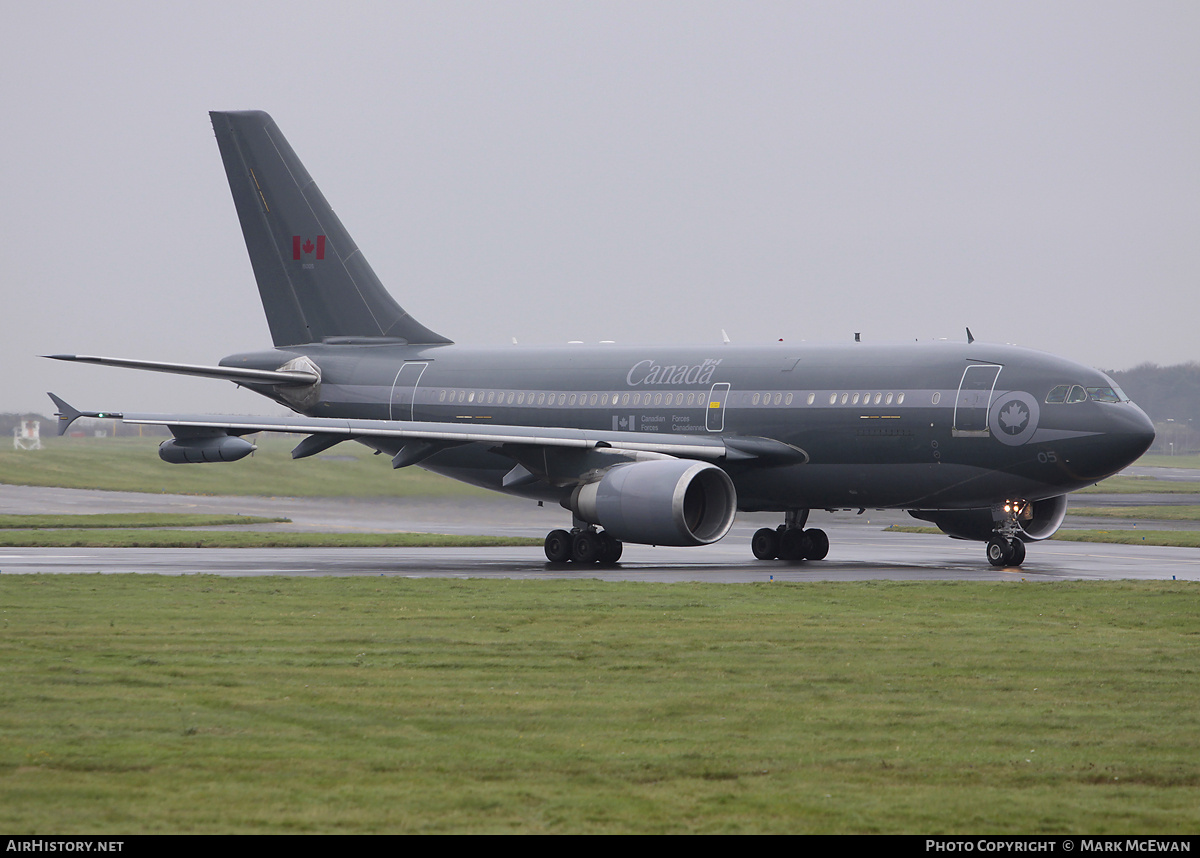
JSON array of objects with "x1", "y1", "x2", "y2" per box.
[
  {"x1": 568, "y1": 458, "x2": 737, "y2": 546},
  {"x1": 909, "y1": 495, "x2": 1068, "y2": 542},
  {"x1": 159, "y1": 435, "x2": 256, "y2": 464}
]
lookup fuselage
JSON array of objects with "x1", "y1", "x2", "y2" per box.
[{"x1": 222, "y1": 338, "x2": 1156, "y2": 513}]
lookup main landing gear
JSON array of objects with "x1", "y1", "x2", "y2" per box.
[
  {"x1": 544, "y1": 527, "x2": 624, "y2": 565},
  {"x1": 751, "y1": 510, "x2": 829, "y2": 562}
]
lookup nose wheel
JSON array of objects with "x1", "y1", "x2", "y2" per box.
[{"x1": 986, "y1": 535, "x2": 1026, "y2": 567}]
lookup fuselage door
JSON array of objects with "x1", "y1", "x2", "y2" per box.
[
  {"x1": 953, "y1": 364, "x2": 1002, "y2": 437},
  {"x1": 389, "y1": 361, "x2": 429, "y2": 422},
  {"x1": 706, "y1": 382, "x2": 731, "y2": 432}
]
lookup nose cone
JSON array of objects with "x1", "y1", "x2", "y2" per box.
[
  {"x1": 1124, "y1": 402, "x2": 1156, "y2": 459},
  {"x1": 1101, "y1": 402, "x2": 1156, "y2": 474},
  {"x1": 1056, "y1": 401, "x2": 1155, "y2": 484}
]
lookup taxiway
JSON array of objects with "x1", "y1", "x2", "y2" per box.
[{"x1": 0, "y1": 485, "x2": 1196, "y2": 582}]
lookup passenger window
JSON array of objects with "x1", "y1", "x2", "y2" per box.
[{"x1": 1045, "y1": 385, "x2": 1069, "y2": 404}]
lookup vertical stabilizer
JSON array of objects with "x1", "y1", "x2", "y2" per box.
[{"x1": 210, "y1": 110, "x2": 450, "y2": 347}]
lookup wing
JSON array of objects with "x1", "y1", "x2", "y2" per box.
[{"x1": 48, "y1": 396, "x2": 808, "y2": 475}]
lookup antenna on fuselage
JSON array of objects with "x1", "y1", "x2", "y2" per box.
[{"x1": 966, "y1": 327, "x2": 975, "y2": 344}]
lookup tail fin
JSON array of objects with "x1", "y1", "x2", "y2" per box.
[{"x1": 210, "y1": 110, "x2": 451, "y2": 347}]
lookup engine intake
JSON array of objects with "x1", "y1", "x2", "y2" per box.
[{"x1": 569, "y1": 459, "x2": 737, "y2": 546}]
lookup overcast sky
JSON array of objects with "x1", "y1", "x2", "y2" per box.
[{"x1": 4, "y1": 1, "x2": 1197, "y2": 416}]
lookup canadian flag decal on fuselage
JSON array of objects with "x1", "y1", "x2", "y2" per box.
[{"x1": 292, "y1": 235, "x2": 326, "y2": 261}]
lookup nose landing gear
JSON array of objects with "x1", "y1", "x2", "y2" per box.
[{"x1": 986, "y1": 500, "x2": 1029, "y2": 567}]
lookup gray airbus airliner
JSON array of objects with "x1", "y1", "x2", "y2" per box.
[{"x1": 48, "y1": 111, "x2": 1155, "y2": 568}]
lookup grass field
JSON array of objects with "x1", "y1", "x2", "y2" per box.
[
  {"x1": 3, "y1": 438, "x2": 1197, "y2": 499},
  {"x1": 1070, "y1": 506, "x2": 1200, "y2": 521},
  {"x1": 1077, "y1": 476, "x2": 1200, "y2": 494},
  {"x1": 0, "y1": 436, "x2": 494, "y2": 498},
  {"x1": 2, "y1": 576, "x2": 1198, "y2": 834},
  {"x1": 1134, "y1": 453, "x2": 1200, "y2": 469},
  {"x1": 0, "y1": 513, "x2": 288, "y2": 529},
  {"x1": 0, "y1": 530, "x2": 543, "y2": 548}
]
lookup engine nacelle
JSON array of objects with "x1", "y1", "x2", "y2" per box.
[
  {"x1": 909, "y1": 495, "x2": 1068, "y2": 542},
  {"x1": 159, "y1": 435, "x2": 256, "y2": 464},
  {"x1": 568, "y1": 459, "x2": 737, "y2": 546}
]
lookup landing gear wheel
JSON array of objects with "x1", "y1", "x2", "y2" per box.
[
  {"x1": 1008, "y1": 538, "x2": 1026, "y2": 567},
  {"x1": 752, "y1": 528, "x2": 780, "y2": 560},
  {"x1": 571, "y1": 530, "x2": 601, "y2": 564},
  {"x1": 986, "y1": 536, "x2": 1012, "y2": 567},
  {"x1": 544, "y1": 529, "x2": 572, "y2": 563},
  {"x1": 806, "y1": 528, "x2": 830, "y2": 561},
  {"x1": 779, "y1": 529, "x2": 813, "y2": 562},
  {"x1": 597, "y1": 532, "x2": 623, "y2": 565}
]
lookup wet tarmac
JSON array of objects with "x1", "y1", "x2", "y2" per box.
[{"x1": 1, "y1": 484, "x2": 1197, "y2": 582}]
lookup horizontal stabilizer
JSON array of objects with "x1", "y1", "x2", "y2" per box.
[{"x1": 43, "y1": 355, "x2": 318, "y2": 386}]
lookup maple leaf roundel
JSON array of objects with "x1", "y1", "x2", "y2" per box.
[{"x1": 988, "y1": 391, "x2": 1040, "y2": 446}]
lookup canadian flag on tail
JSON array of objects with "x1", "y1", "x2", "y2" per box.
[{"x1": 292, "y1": 235, "x2": 326, "y2": 260}]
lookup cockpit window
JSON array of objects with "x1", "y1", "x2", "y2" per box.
[
  {"x1": 1086, "y1": 386, "x2": 1121, "y2": 403},
  {"x1": 1045, "y1": 385, "x2": 1069, "y2": 404},
  {"x1": 1047, "y1": 383, "x2": 1128, "y2": 405}
]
